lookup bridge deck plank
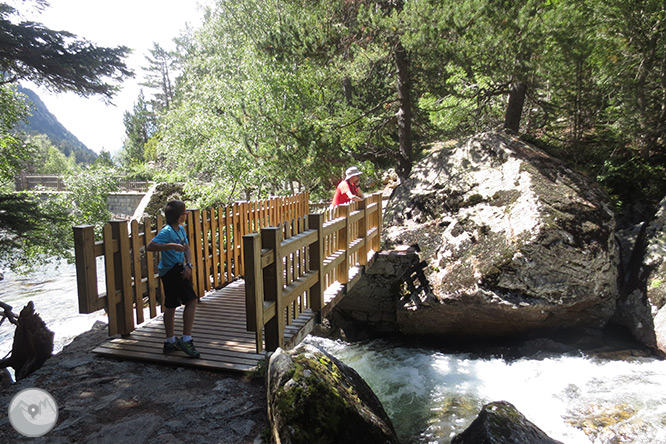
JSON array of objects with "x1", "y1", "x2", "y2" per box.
[{"x1": 92, "y1": 279, "x2": 312, "y2": 373}]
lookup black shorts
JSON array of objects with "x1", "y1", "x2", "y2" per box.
[{"x1": 160, "y1": 264, "x2": 197, "y2": 309}]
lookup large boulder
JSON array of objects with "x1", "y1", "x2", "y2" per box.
[
  {"x1": 266, "y1": 343, "x2": 399, "y2": 444},
  {"x1": 384, "y1": 132, "x2": 618, "y2": 338},
  {"x1": 451, "y1": 401, "x2": 564, "y2": 444},
  {"x1": 615, "y1": 197, "x2": 666, "y2": 353}
]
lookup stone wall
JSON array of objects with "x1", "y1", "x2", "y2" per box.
[
  {"x1": 28, "y1": 191, "x2": 146, "y2": 220},
  {"x1": 323, "y1": 248, "x2": 422, "y2": 341},
  {"x1": 107, "y1": 192, "x2": 146, "y2": 218}
]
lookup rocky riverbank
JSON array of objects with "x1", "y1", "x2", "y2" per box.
[{"x1": 0, "y1": 321, "x2": 269, "y2": 443}]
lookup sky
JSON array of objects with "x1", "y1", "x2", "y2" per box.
[{"x1": 17, "y1": 0, "x2": 211, "y2": 155}]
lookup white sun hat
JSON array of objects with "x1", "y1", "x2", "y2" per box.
[{"x1": 345, "y1": 166, "x2": 362, "y2": 180}]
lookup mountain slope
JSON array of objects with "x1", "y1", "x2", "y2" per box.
[{"x1": 17, "y1": 85, "x2": 98, "y2": 164}]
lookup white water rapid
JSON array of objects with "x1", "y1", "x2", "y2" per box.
[
  {"x1": 0, "y1": 261, "x2": 106, "y2": 361},
  {"x1": 305, "y1": 336, "x2": 666, "y2": 444}
]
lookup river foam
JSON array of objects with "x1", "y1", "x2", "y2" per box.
[{"x1": 306, "y1": 336, "x2": 666, "y2": 444}]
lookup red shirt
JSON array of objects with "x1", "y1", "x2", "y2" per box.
[{"x1": 332, "y1": 179, "x2": 361, "y2": 206}]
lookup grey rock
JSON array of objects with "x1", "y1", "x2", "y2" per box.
[
  {"x1": 87, "y1": 414, "x2": 161, "y2": 444},
  {"x1": 384, "y1": 132, "x2": 618, "y2": 338},
  {"x1": 617, "y1": 196, "x2": 666, "y2": 353},
  {"x1": 266, "y1": 344, "x2": 400, "y2": 444},
  {"x1": 451, "y1": 401, "x2": 564, "y2": 444}
]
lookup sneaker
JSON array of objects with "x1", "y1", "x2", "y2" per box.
[
  {"x1": 163, "y1": 341, "x2": 178, "y2": 354},
  {"x1": 176, "y1": 337, "x2": 201, "y2": 358}
]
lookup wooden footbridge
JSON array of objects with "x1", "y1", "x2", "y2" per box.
[{"x1": 73, "y1": 192, "x2": 382, "y2": 372}]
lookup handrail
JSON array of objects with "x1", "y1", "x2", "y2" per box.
[
  {"x1": 73, "y1": 193, "x2": 310, "y2": 336},
  {"x1": 243, "y1": 192, "x2": 382, "y2": 353}
]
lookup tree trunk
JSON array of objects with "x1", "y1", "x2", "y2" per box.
[
  {"x1": 343, "y1": 77, "x2": 353, "y2": 105},
  {"x1": 394, "y1": 40, "x2": 413, "y2": 180},
  {"x1": 504, "y1": 82, "x2": 527, "y2": 133}
]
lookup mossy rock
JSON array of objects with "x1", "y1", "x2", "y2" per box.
[
  {"x1": 144, "y1": 182, "x2": 187, "y2": 217},
  {"x1": 267, "y1": 344, "x2": 399, "y2": 444}
]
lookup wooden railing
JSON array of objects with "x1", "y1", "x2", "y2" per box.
[
  {"x1": 73, "y1": 193, "x2": 310, "y2": 336},
  {"x1": 243, "y1": 192, "x2": 383, "y2": 353}
]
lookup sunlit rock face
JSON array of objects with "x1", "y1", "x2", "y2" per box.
[{"x1": 384, "y1": 132, "x2": 618, "y2": 338}]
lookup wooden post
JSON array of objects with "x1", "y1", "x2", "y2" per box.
[
  {"x1": 143, "y1": 217, "x2": 158, "y2": 318},
  {"x1": 232, "y1": 202, "x2": 241, "y2": 278},
  {"x1": 109, "y1": 220, "x2": 134, "y2": 335},
  {"x1": 270, "y1": 197, "x2": 277, "y2": 226},
  {"x1": 243, "y1": 233, "x2": 265, "y2": 353},
  {"x1": 130, "y1": 219, "x2": 144, "y2": 324},
  {"x1": 252, "y1": 201, "x2": 259, "y2": 233},
  {"x1": 298, "y1": 214, "x2": 304, "y2": 315},
  {"x1": 308, "y1": 213, "x2": 324, "y2": 312},
  {"x1": 282, "y1": 220, "x2": 290, "y2": 324},
  {"x1": 103, "y1": 223, "x2": 118, "y2": 335},
  {"x1": 218, "y1": 206, "x2": 226, "y2": 285},
  {"x1": 155, "y1": 215, "x2": 166, "y2": 311},
  {"x1": 261, "y1": 199, "x2": 268, "y2": 228},
  {"x1": 186, "y1": 209, "x2": 202, "y2": 297},
  {"x1": 375, "y1": 193, "x2": 383, "y2": 252},
  {"x1": 358, "y1": 198, "x2": 368, "y2": 266},
  {"x1": 73, "y1": 225, "x2": 99, "y2": 314},
  {"x1": 337, "y1": 205, "x2": 349, "y2": 285},
  {"x1": 225, "y1": 204, "x2": 233, "y2": 281},
  {"x1": 262, "y1": 226, "x2": 283, "y2": 351},
  {"x1": 202, "y1": 208, "x2": 212, "y2": 291},
  {"x1": 210, "y1": 208, "x2": 220, "y2": 288},
  {"x1": 239, "y1": 202, "x2": 248, "y2": 275}
]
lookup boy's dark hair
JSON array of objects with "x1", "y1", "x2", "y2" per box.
[{"x1": 164, "y1": 200, "x2": 187, "y2": 225}]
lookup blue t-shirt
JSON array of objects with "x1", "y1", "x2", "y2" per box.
[{"x1": 152, "y1": 224, "x2": 188, "y2": 276}]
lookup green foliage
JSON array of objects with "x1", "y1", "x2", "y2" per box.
[
  {"x1": 117, "y1": 91, "x2": 156, "y2": 169},
  {"x1": 143, "y1": 136, "x2": 158, "y2": 163},
  {"x1": 63, "y1": 166, "x2": 119, "y2": 238},
  {"x1": 159, "y1": 0, "x2": 330, "y2": 202},
  {"x1": 0, "y1": 192, "x2": 72, "y2": 272},
  {"x1": 597, "y1": 154, "x2": 666, "y2": 214},
  {"x1": 124, "y1": 0, "x2": 666, "y2": 222},
  {"x1": 0, "y1": 3, "x2": 133, "y2": 100},
  {"x1": 0, "y1": 1, "x2": 134, "y2": 272},
  {"x1": 0, "y1": 84, "x2": 32, "y2": 187},
  {"x1": 120, "y1": 161, "x2": 155, "y2": 182},
  {"x1": 94, "y1": 149, "x2": 114, "y2": 168},
  {"x1": 140, "y1": 42, "x2": 178, "y2": 113},
  {"x1": 25, "y1": 134, "x2": 78, "y2": 174}
]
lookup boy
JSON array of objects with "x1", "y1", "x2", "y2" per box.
[{"x1": 146, "y1": 200, "x2": 200, "y2": 358}]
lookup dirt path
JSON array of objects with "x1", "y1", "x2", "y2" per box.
[{"x1": 0, "y1": 322, "x2": 269, "y2": 443}]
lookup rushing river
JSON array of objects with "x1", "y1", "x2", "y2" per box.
[
  {"x1": 2, "y1": 265, "x2": 666, "y2": 443},
  {"x1": 0, "y1": 261, "x2": 106, "y2": 361},
  {"x1": 304, "y1": 336, "x2": 666, "y2": 444}
]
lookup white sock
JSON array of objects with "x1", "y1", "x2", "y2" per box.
[
  {"x1": 165, "y1": 336, "x2": 176, "y2": 343},
  {"x1": 182, "y1": 335, "x2": 192, "y2": 342}
]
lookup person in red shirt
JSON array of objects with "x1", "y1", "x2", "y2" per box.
[{"x1": 332, "y1": 166, "x2": 364, "y2": 206}]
